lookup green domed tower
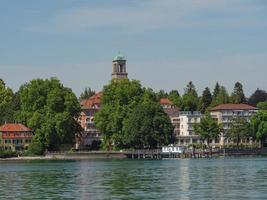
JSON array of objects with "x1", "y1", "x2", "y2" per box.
[{"x1": 112, "y1": 52, "x2": 128, "y2": 80}]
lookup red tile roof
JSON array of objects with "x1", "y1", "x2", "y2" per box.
[
  {"x1": 0, "y1": 123, "x2": 32, "y2": 132},
  {"x1": 80, "y1": 92, "x2": 102, "y2": 109},
  {"x1": 160, "y1": 98, "x2": 174, "y2": 105},
  {"x1": 210, "y1": 103, "x2": 258, "y2": 111},
  {"x1": 163, "y1": 108, "x2": 180, "y2": 117}
]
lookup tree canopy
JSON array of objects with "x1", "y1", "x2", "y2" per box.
[
  {"x1": 79, "y1": 87, "x2": 96, "y2": 100},
  {"x1": 231, "y1": 82, "x2": 247, "y2": 103},
  {"x1": 16, "y1": 78, "x2": 82, "y2": 153},
  {"x1": 248, "y1": 88, "x2": 267, "y2": 106},
  {"x1": 0, "y1": 80, "x2": 14, "y2": 124},
  {"x1": 94, "y1": 79, "x2": 174, "y2": 150},
  {"x1": 251, "y1": 111, "x2": 267, "y2": 147}
]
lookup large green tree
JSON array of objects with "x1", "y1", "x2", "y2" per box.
[
  {"x1": 193, "y1": 114, "x2": 222, "y2": 148},
  {"x1": 257, "y1": 101, "x2": 267, "y2": 110},
  {"x1": 182, "y1": 81, "x2": 199, "y2": 111},
  {"x1": 248, "y1": 88, "x2": 267, "y2": 106},
  {"x1": 0, "y1": 79, "x2": 15, "y2": 124},
  {"x1": 198, "y1": 87, "x2": 212, "y2": 113},
  {"x1": 211, "y1": 86, "x2": 230, "y2": 107},
  {"x1": 168, "y1": 90, "x2": 182, "y2": 107},
  {"x1": 227, "y1": 117, "x2": 251, "y2": 148},
  {"x1": 94, "y1": 79, "x2": 174, "y2": 150},
  {"x1": 16, "y1": 78, "x2": 81, "y2": 153},
  {"x1": 251, "y1": 111, "x2": 267, "y2": 147},
  {"x1": 123, "y1": 91, "x2": 174, "y2": 149},
  {"x1": 94, "y1": 79, "x2": 144, "y2": 149},
  {"x1": 231, "y1": 82, "x2": 247, "y2": 103}
]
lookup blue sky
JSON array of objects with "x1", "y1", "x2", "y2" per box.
[{"x1": 1, "y1": 0, "x2": 267, "y2": 96}]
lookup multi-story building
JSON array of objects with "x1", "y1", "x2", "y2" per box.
[
  {"x1": 77, "y1": 92, "x2": 102, "y2": 149},
  {"x1": 160, "y1": 98, "x2": 180, "y2": 137},
  {"x1": 177, "y1": 111, "x2": 202, "y2": 145},
  {"x1": 0, "y1": 123, "x2": 33, "y2": 151},
  {"x1": 209, "y1": 103, "x2": 258, "y2": 145}
]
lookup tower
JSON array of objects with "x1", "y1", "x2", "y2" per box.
[{"x1": 112, "y1": 53, "x2": 128, "y2": 80}]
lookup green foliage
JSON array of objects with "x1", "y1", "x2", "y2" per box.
[
  {"x1": 182, "y1": 81, "x2": 199, "y2": 111},
  {"x1": 231, "y1": 82, "x2": 247, "y2": 103},
  {"x1": 257, "y1": 101, "x2": 267, "y2": 110},
  {"x1": 198, "y1": 87, "x2": 212, "y2": 113},
  {"x1": 227, "y1": 117, "x2": 251, "y2": 147},
  {"x1": 0, "y1": 150, "x2": 17, "y2": 158},
  {"x1": 123, "y1": 93, "x2": 174, "y2": 149},
  {"x1": 193, "y1": 114, "x2": 222, "y2": 146},
  {"x1": 168, "y1": 90, "x2": 182, "y2": 107},
  {"x1": 211, "y1": 86, "x2": 229, "y2": 107},
  {"x1": 79, "y1": 87, "x2": 96, "y2": 100},
  {"x1": 248, "y1": 88, "x2": 267, "y2": 106},
  {"x1": 0, "y1": 79, "x2": 15, "y2": 124},
  {"x1": 212, "y1": 82, "x2": 220, "y2": 98},
  {"x1": 251, "y1": 111, "x2": 267, "y2": 147},
  {"x1": 16, "y1": 78, "x2": 82, "y2": 153},
  {"x1": 95, "y1": 79, "x2": 174, "y2": 149}
]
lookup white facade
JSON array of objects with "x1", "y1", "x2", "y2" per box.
[{"x1": 176, "y1": 111, "x2": 202, "y2": 145}]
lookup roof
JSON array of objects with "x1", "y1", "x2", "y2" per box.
[
  {"x1": 210, "y1": 103, "x2": 258, "y2": 111},
  {"x1": 163, "y1": 108, "x2": 180, "y2": 117},
  {"x1": 80, "y1": 92, "x2": 103, "y2": 109},
  {"x1": 113, "y1": 52, "x2": 125, "y2": 61},
  {"x1": 160, "y1": 98, "x2": 174, "y2": 105},
  {"x1": 0, "y1": 123, "x2": 32, "y2": 132}
]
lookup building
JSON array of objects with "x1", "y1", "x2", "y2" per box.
[
  {"x1": 177, "y1": 111, "x2": 202, "y2": 145},
  {"x1": 209, "y1": 103, "x2": 258, "y2": 145},
  {"x1": 160, "y1": 98, "x2": 180, "y2": 137},
  {"x1": 0, "y1": 123, "x2": 33, "y2": 151},
  {"x1": 112, "y1": 53, "x2": 128, "y2": 80},
  {"x1": 77, "y1": 92, "x2": 102, "y2": 149},
  {"x1": 77, "y1": 53, "x2": 128, "y2": 149}
]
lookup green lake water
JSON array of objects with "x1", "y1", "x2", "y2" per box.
[{"x1": 0, "y1": 157, "x2": 267, "y2": 200}]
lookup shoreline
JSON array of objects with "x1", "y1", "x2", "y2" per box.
[{"x1": 1, "y1": 151, "x2": 267, "y2": 162}]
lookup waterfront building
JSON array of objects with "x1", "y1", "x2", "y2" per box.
[
  {"x1": 77, "y1": 92, "x2": 102, "y2": 149},
  {"x1": 0, "y1": 123, "x2": 33, "y2": 151},
  {"x1": 177, "y1": 111, "x2": 202, "y2": 145},
  {"x1": 160, "y1": 98, "x2": 180, "y2": 137},
  {"x1": 209, "y1": 103, "x2": 258, "y2": 145}
]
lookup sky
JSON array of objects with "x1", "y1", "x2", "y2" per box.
[{"x1": 1, "y1": 0, "x2": 267, "y2": 97}]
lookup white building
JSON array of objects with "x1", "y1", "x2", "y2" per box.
[{"x1": 177, "y1": 111, "x2": 202, "y2": 145}]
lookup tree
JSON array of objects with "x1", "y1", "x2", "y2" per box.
[
  {"x1": 257, "y1": 101, "x2": 267, "y2": 110},
  {"x1": 231, "y1": 82, "x2": 247, "y2": 103},
  {"x1": 227, "y1": 117, "x2": 251, "y2": 148},
  {"x1": 193, "y1": 114, "x2": 222, "y2": 156},
  {"x1": 95, "y1": 80, "x2": 174, "y2": 150},
  {"x1": 251, "y1": 111, "x2": 267, "y2": 147},
  {"x1": 212, "y1": 82, "x2": 220, "y2": 99},
  {"x1": 211, "y1": 86, "x2": 229, "y2": 107},
  {"x1": 168, "y1": 90, "x2": 182, "y2": 107},
  {"x1": 16, "y1": 78, "x2": 82, "y2": 154},
  {"x1": 0, "y1": 79, "x2": 15, "y2": 124},
  {"x1": 182, "y1": 81, "x2": 198, "y2": 111},
  {"x1": 123, "y1": 92, "x2": 174, "y2": 149},
  {"x1": 79, "y1": 87, "x2": 96, "y2": 100},
  {"x1": 199, "y1": 87, "x2": 212, "y2": 113},
  {"x1": 248, "y1": 88, "x2": 267, "y2": 106},
  {"x1": 156, "y1": 89, "x2": 168, "y2": 100},
  {"x1": 94, "y1": 79, "x2": 144, "y2": 149}
]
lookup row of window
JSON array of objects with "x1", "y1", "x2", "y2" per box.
[{"x1": 2, "y1": 139, "x2": 32, "y2": 144}]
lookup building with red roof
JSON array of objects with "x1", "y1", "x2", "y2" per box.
[
  {"x1": 0, "y1": 123, "x2": 33, "y2": 151},
  {"x1": 209, "y1": 103, "x2": 258, "y2": 145},
  {"x1": 77, "y1": 92, "x2": 103, "y2": 149}
]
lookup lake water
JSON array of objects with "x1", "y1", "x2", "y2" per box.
[{"x1": 0, "y1": 157, "x2": 267, "y2": 200}]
